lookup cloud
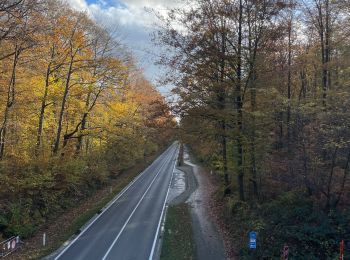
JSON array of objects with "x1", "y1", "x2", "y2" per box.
[
  {"x1": 65, "y1": 0, "x2": 90, "y2": 12},
  {"x1": 120, "y1": 0, "x2": 182, "y2": 10},
  {"x1": 89, "y1": 4, "x2": 155, "y2": 28},
  {"x1": 65, "y1": 0, "x2": 180, "y2": 93},
  {"x1": 67, "y1": 0, "x2": 186, "y2": 28}
]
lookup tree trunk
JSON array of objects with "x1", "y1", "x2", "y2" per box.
[
  {"x1": 35, "y1": 50, "x2": 53, "y2": 156},
  {"x1": 0, "y1": 45, "x2": 19, "y2": 159},
  {"x1": 325, "y1": 0, "x2": 331, "y2": 94},
  {"x1": 75, "y1": 118, "x2": 86, "y2": 154},
  {"x1": 53, "y1": 57, "x2": 73, "y2": 154},
  {"x1": 218, "y1": 19, "x2": 229, "y2": 191},
  {"x1": 250, "y1": 67, "x2": 258, "y2": 198},
  {"x1": 222, "y1": 121, "x2": 229, "y2": 186},
  {"x1": 237, "y1": 0, "x2": 245, "y2": 201},
  {"x1": 76, "y1": 92, "x2": 91, "y2": 154},
  {"x1": 298, "y1": 69, "x2": 307, "y2": 101},
  {"x1": 247, "y1": 2, "x2": 258, "y2": 199},
  {"x1": 287, "y1": 19, "x2": 292, "y2": 150},
  {"x1": 317, "y1": 0, "x2": 331, "y2": 107}
]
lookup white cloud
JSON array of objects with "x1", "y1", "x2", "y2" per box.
[
  {"x1": 89, "y1": 4, "x2": 155, "y2": 28},
  {"x1": 66, "y1": 0, "x2": 184, "y2": 28},
  {"x1": 66, "y1": 0, "x2": 181, "y2": 90},
  {"x1": 121, "y1": 0, "x2": 182, "y2": 10},
  {"x1": 65, "y1": 0, "x2": 90, "y2": 12}
]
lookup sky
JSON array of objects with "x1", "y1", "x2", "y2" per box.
[{"x1": 66, "y1": 0, "x2": 181, "y2": 97}]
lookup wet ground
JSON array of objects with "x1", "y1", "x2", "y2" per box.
[
  {"x1": 167, "y1": 147, "x2": 226, "y2": 260},
  {"x1": 167, "y1": 168, "x2": 186, "y2": 203}
]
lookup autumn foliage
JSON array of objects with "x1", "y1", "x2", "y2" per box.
[
  {"x1": 155, "y1": 0, "x2": 350, "y2": 258},
  {"x1": 0, "y1": 0, "x2": 175, "y2": 239}
]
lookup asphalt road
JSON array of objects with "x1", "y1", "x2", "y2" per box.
[{"x1": 53, "y1": 142, "x2": 179, "y2": 260}]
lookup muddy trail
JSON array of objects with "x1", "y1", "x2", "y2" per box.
[{"x1": 167, "y1": 147, "x2": 226, "y2": 260}]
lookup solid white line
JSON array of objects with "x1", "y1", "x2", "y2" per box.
[
  {"x1": 54, "y1": 145, "x2": 174, "y2": 260},
  {"x1": 101, "y1": 150, "x2": 174, "y2": 260},
  {"x1": 148, "y1": 145, "x2": 179, "y2": 260}
]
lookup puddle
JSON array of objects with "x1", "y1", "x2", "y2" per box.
[
  {"x1": 165, "y1": 146, "x2": 225, "y2": 259},
  {"x1": 167, "y1": 168, "x2": 186, "y2": 202}
]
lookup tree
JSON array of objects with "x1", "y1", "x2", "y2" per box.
[
  {"x1": 0, "y1": 0, "x2": 41, "y2": 159},
  {"x1": 0, "y1": 0, "x2": 176, "y2": 241},
  {"x1": 155, "y1": 0, "x2": 284, "y2": 200}
]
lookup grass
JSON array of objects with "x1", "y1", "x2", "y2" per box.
[{"x1": 161, "y1": 203, "x2": 196, "y2": 260}]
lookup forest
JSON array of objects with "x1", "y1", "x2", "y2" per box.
[
  {"x1": 0, "y1": 0, "x2": 175, "y2": 243},
  {"x1": 1, "y1": 0, "x2": 350, "y2": 259},
  {"x1": 154, "y1": 0, "x2": 350, "y2": 258}
]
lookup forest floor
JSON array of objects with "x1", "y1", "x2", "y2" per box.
[{"x1": 6, "y1": 152, "x2": 162, "y2": 260}]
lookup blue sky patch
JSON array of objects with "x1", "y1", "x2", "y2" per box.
[{"x1": 86, "y1": 0, "x2": 127, "y2": 9}]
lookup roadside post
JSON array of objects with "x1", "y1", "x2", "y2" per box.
[
  {"x1": 43, "y1": 233, "x2": 46, "y2": 247},
  {"x1": 340, "y1": 240, "x2": 344, "y2": 260}
]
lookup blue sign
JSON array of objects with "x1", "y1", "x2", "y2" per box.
[{"x1": 249, "y1": 231, "x2": 257, "y2": 249}]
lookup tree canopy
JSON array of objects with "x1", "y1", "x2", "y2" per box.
[
  {"x1": 155, "y1": 0, "x2": 350, "y2": 257},
  {"x1": 0, "y1": 0, "x2": 176, "y2": 240}
]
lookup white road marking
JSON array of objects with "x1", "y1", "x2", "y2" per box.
[
  {"x1": 101, "y1": 147, "x2": 176, "y2": 260},
  {"x1": 54, "y1": 145, "x2": 174, "y2": 260},
  {"x1": 148, "y1": 147, "x2": 179, "y2": 260}
]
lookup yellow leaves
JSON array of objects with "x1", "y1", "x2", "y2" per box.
[
  {"x1": 30, "y1": 75, "x2": 46, "y2": 99},
  {"x1": 0, "y1": 1, "x2": 178, "y2": 244},
  {"x1": 0, "y1": 0, "x2": 175, "y2": 163},
  {"x1": 99, "y1": 98, "x2": 141, "y2": 131}
]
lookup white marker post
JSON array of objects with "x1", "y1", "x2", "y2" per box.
[{"x1": 43, "y1": 233, "x2": 46, "y2": 247}]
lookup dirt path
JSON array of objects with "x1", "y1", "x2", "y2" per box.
[
  {"x1": 167, "y1": 147, "x2": 227, "y2": 260},
  {"x1": 184, "y1": 149, "x2": 226, "y2": 260}
]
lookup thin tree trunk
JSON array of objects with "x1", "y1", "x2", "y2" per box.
[
  {"x1": 85, "y1": 129, "x2": 90, "y2": 155},
  {"x1": 237, "y1": 0, "x2": 245, "y2": 201},
  {"x1": 247, "y1": 2, "x2": 258, "y2": 199},
  {"x1": 250, "y1": 69, "x2": 258, "y2": 198},
  {"x1": 317, "y1": 0, "x2": 329, "y2": 106},
  {"x1": 53, "y1": 56, "x2": 73, "y2": 154},
  {"x1": 222, "y1": 121, "x2": 229, "y2": 186},
  {"x1": 0, "y1": 45, "x2": 19, "y2": 160},
  {"x1": 63, "y1": 87, "x2": 102, "y2": 151},
  {"x1": 35, "y1": 47, "x2": 54, "y2": 156},
  {"x1": 287, "y1": 19, "x2": 292, "y2": 150},
  {"x1": 298, "y1": 69, "x2": 307, "y2": 101},
  {"x1": 76, "y1": 92, "x2": 91, "y2": 153},
  {"x1": 218, "y1": 19, "x2": 229, "y2": 191}
]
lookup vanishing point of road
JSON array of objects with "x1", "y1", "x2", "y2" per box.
[{"x1": 53, "y1": 142, "x2": 179, "y2": 260}]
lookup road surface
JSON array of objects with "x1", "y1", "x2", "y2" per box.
[{"x1": 52, "y1": 143, "x2": 179, "y2": 260}]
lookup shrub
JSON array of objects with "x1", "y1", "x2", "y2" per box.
[{"x1": 228, "y1": 192, "x2": 350, "y2": 259}]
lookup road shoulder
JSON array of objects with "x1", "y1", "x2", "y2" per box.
[{"x1": 160, "y1": 146, "x2": 226, "y2": 260}]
